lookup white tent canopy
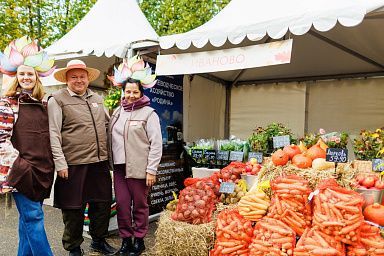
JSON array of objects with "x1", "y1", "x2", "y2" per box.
[
  {"x1": 47, "y1": 0, "x2": 158, "y2": 58},
  {"x1": 159, "y1": 0, "x2": 384, "y2": 83}
]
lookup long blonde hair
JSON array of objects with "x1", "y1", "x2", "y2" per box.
[{"x1": 4, "y1": 69, "x2": 45, "y2": 101}]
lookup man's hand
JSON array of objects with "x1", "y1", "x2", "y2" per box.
[
  {"x1": 146, "y1": 173, "x2": 156, "y2": 187},
  {"x1": 58, "y1": 169, "x2": 69, "y2": 179}
]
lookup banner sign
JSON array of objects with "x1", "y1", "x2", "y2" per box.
[
  {"x1": 156, "y1": 39, "x2": 293, "y2": 75},
  {"x1": 144, "y1": 72, "x2": 184, "y2": 144}
]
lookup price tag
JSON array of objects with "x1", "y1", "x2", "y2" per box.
[
  {"x1": 272, "y1": 135, "x2": 290, "y2": 148},
  {"x1": 191, "y1": 149, "x2": 203, "y2": 163},
  {"x1": 372, "y1": 159, "x2": 384, "y2": 172},
  {"x1": 204, "y1": 150, "x2": 216, "y2": 165},
  {"x1": 229, "y1": 151, "x2": 244, "y2": 162},
  {"x1": 248, "y1": 152, "x2": 263, "y2": 163},
  {"x1": 326, "y1": 148, "x2": 348, "y2": 163},
  {"x1": 219, "y1": 182, "x2": 236, "y2": 194},
  {"x1": 216, "y1": 151, "x2": 229, "y2": 166}
]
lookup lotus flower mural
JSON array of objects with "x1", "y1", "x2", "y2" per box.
[
  {"x1": 0, "y1": 36, "x2": 56, "y2": 77},
  {"x1": 108, "y1": 55, "x2": 156, "y2": 88}
]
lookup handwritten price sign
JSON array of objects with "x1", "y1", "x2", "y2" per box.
[{"x1": 326, "y1": 148, "x2": 348, "y2": 163}]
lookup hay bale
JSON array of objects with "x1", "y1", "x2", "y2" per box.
[
  {"x1": 258, "y1": 162, "x2": 358, "y2": 192},
  {"x1": 153, "y1": 211, "x2": 215, "y2": 256}
]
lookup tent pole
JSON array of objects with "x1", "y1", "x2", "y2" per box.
[
  {"x1": 224, "y1": 69, "x2": 246, "y2": 138},
  {"x1": 224, "y1": 82, "x2": 231, "y2": 138},
  {"x1": 304, "y1": 82, "x2": 310, "y2": 134},
  {"x1": 308, "y1": 30, "x2": 384, "y2": 70}
]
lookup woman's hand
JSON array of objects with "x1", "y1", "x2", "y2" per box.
[{"x1": 146, "y1": 173, "x2": 156, "y2": 187}]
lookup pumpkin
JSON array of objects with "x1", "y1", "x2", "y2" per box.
[
  {"x1": 316, "y1": 138, "x2": 328, "y2": 151},
  {"x1": 312, "y1": 158, "x2": 335, "y2": 170},
  {"x1": 283, "y1": 144, "x2": 301, "y2": 159},
  {"x1": 292, "y1": 154, "x2": 312, "y2": 169},
  {"x1": 306, "y1": 144, "x2": 326, "y2": 160},
  {"x1": 271, "y1": 149, "x2": 289, "y2": 166},
  {"x1": 298, "y1": 141, "x2": 307, "y2": 153},
  {"x1": 363, "y1": 203, "x2": 384, "y2": 226}
]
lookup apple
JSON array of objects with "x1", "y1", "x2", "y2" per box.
[
  {"x1": 361, "y1": 177, "x2": 376, "y2": 188},
  {"x1": 249, "y1": 158, "x2": 258, "y2": 165},
  {"x1": 245, "y1": 165, "x2": 252, "y2": 173},
  {"x1": 374, "y1": 180, "x2": 384, "y2": 189}
]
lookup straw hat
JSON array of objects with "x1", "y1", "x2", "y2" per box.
[{"x1": 54, "y1": 59, "x2": 100, "y2": 83}]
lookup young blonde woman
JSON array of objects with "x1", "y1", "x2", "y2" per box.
[{"x1": 0, "y1": 36, "x2": 56, "y2": 256}]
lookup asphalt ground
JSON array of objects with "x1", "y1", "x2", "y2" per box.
[{"x1": 0, "y1": 194, "x2": 157, "y2": 256}]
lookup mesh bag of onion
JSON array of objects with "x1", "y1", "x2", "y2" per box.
[{"x1": 172, "y1": 180, "x2": 217, "y2": 224}]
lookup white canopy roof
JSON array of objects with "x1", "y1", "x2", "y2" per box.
[
  {"x1": 47, "y1": 0, "x2": 158, "y2": 58},
  {"x1": 159, "y1": 0, "x2": 384, "y2": 83},
  {"x1": 160, "y1": 0, "x2": 384, "y2": 50}
]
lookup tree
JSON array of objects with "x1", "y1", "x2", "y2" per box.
[
  {"x1": 0, "y1": 0, "x2": 96, "y2": 49},
  {"x1": 140, "y1": 0, "x2": 230, "y2": 36}
]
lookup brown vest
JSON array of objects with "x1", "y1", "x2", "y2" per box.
[
  {"x1": 108, "y1": 106, "x2": 154, "y2": 179},
  {"x1": 52, "y1": 89, "x2": 108, "y2": 165},
  {"x1": 8, "y1": 96, "x2": 54, "y2": 201}
]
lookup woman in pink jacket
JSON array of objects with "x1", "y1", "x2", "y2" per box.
[{"x1": 107, "y1": 56, "x2": 162, "y2": 256}]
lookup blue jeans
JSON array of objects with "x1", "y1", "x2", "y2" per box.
[{"x1": 13, "y1": 192, "x2": 53, "y2": 256}]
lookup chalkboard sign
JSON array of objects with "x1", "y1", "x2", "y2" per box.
[
  {"x1": 326, "y1": 148, "x2": 348, "y2": 163},
  {"x1": 191, "y1": 149, "x2": 204, "y2": 163},
  {"x1": 372, "y1": 159, "x2": 384, "y2": 172},
  {"x1": 273, "y1": 135, "x2": 290, "y2": 148},
  {"x1": 248, "y1": 152, "x2": 263, "y2": 163},
  {"x1": 204, "y1": 150, "x2": 216, "y2": 165},
  {"x1": 216, "y1": 151, "x2": 229, "y2": 166},
  {"x1": 219, "y1": 182, "x2": 236, "y2": 194},
  {"x1": 229, "y1": 151, "x2": 244, "y2": 162}
]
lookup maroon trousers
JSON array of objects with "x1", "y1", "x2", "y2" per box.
[{"x1": 113, "y1": 164, "x2": 150, "y2": 238}]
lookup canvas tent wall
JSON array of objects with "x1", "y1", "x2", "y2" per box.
[{"x1": 157, "y1": 0, "x2": 384, "y2": 142}]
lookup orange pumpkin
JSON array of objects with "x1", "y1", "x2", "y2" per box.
[
  {"x1": 363, "y1": 203, "x2": 384, "y2": 226},
  {"x1": 292, "y1": 154, "x2": 312, "y2": 169},
  {"x1": 271, "y1": 149, "x2": 289, "y2": 166},
  {"x1": 306, "y1": 144, "x2": 326, "y2": 160},
  {"x1": 283, "y1": 144, "x2": 301, "y2": 160}
]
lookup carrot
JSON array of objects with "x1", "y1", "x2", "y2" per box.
[
  {"x1": 217, "y1": 241, "x2": 241, "y2": 247},
  {"x1": 313, "y1": 231, "x2": 329, "y2": 247},
  {"x1": 326, "y1": 188, "x2": 351, "y2": 201},
  {"x1": 275, "y1": 183, "x2": 308, "y2": 191},
  {"x1": 361, "y1": 238, "x2": 384, "y2": 249},
  {"x1": 334, "y1": 203, "x2": 360, "y2": 213},
  {"x1": 258, "y1": 222, "x2": 292, "y2": 236},
  {"x1": 221, "y1": 244, "x2": 245, "y2": 254},
  {"x1": 312, "y1": 247, "x2": 341, "y2": 255},
  {"x1": 339, "y1": 219, "x2": 362, "y2": 235},
  {"x1": 322, "y1": 221, "x2": 345, "y2": 227}
]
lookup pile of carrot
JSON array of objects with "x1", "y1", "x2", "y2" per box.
[
  {"x1": 267, "y1": 175, "x2": 312, "y2": 236},
  {"x1": 238, "y1": 191, "x2": 270, "y2": 221},
  {"x1": 294, "y1": 227, "x2": 345, "y2": 256},
  {"x1": 347, "y1": 223, "x2": 384, "y2": 256},
  {"x1": 312, "y1": 179, "x2": 365, "y2": 245},
  {"x1": 249, "y1": 217, "x2": 296, "y2": 256},
  {"x1": 210, "y1": 209, "x2": 253, "y2": 256}
]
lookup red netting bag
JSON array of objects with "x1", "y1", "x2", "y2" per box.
[
  {"x1": 267, "y1": 175, "x2": 312, "y2": 236},
  {"x1": 312, "y1": 179, "x2": 364, "y2": 245},
  {"x1": 249, "y1": 217, "x2": 296, "y2": 256},
  {"x1": 171, "y1": 180, "x2": 216, "y2": 224},
  {"x1": 210, "y1": 208, "x2": 253, "y2": 256}
]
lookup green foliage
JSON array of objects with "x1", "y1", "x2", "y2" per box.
[
  {"x1": 0, "y1": 0, "x2": 96, "y2": 49},
  {"x1": 353, "y1": 128, "x2": 384, "y2": 160},
  {"x1": 301, "y1": 129, "x2": 349, "y2": 149},
  {"x1": 248, "y1": 123, "x2": 297, "y2": 155},
  {"x1": 104, "y1": 87, "x2": 122, "y2": 110},
  {"x1": 140, "y1": 0, "x2": 230, "y2": 35}
]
